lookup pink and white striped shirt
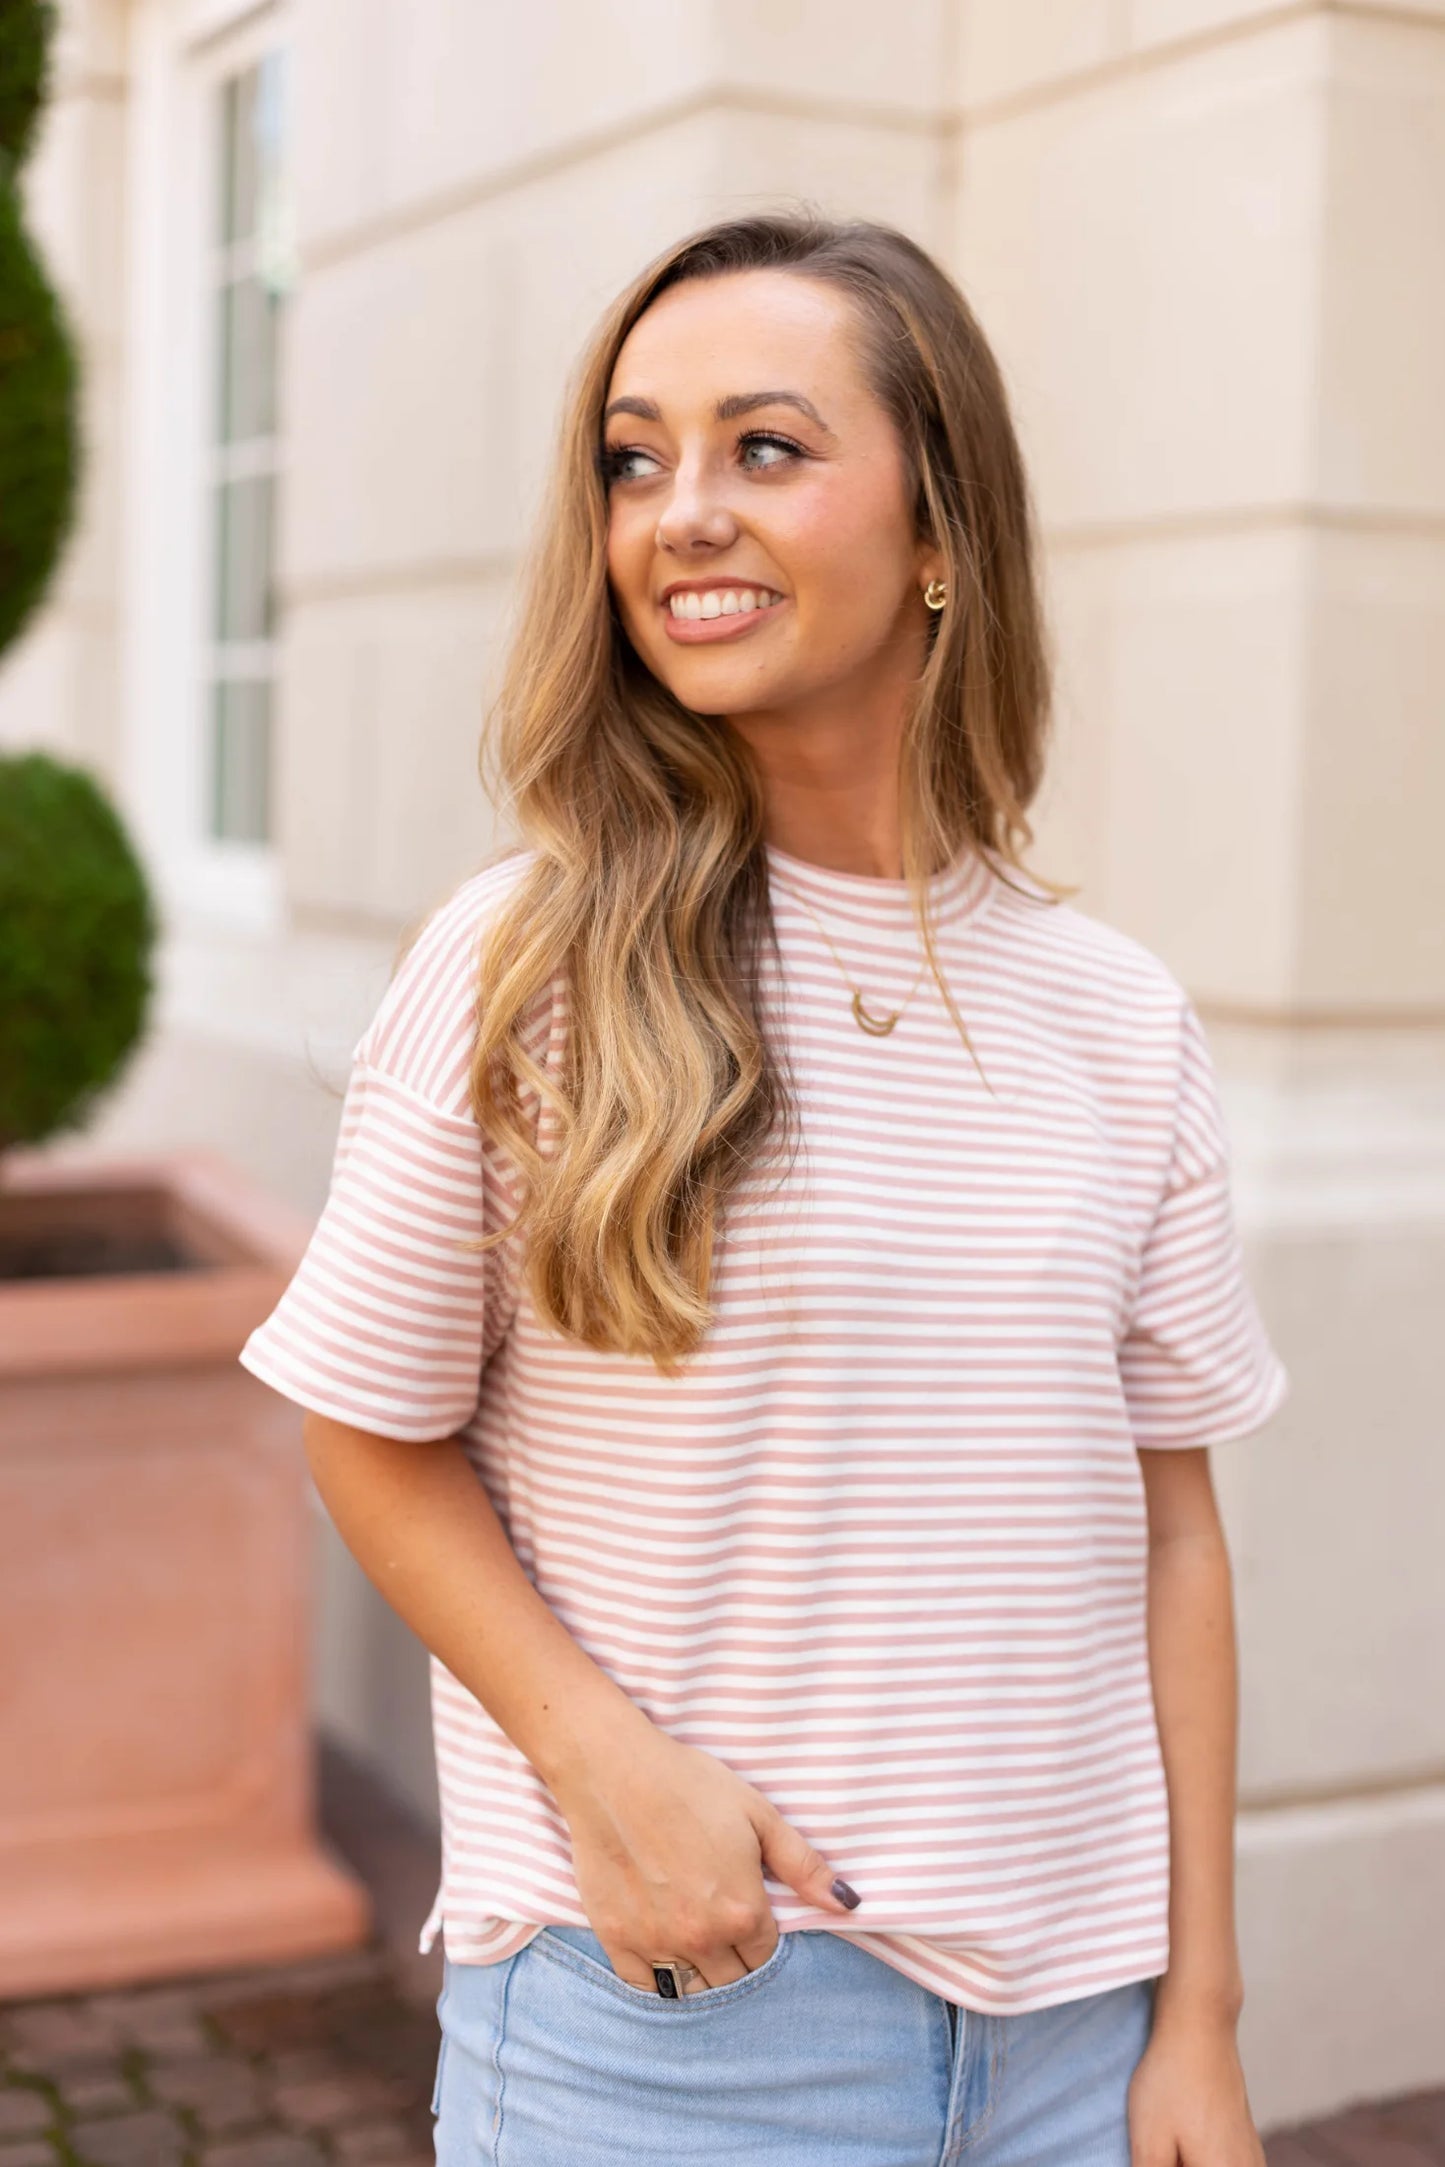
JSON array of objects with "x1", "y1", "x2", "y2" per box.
[{"x1": 239, "y1": 841, "x2": 1288, "y2": 2013}]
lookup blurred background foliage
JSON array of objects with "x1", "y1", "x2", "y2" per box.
[{"x1": 0, "y1": 0, "x2": 81, "y2": 657}]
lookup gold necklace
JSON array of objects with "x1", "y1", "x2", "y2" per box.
[{"x1": 780, "y1": 884, "x2": 933, "y2": 1037}]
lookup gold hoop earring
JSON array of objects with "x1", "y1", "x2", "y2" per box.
[{"x1": 923, "y1": 578, "x2": 947, "y2": 612}]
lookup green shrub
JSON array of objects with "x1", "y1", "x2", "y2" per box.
[
  {"x1": 0, "y1": 750, "x2": 158, "y2": 1153},
  {"x1": 0, "y1": 0, "x2": 81, "y2": 656},
  {"x1": 0, "y1": 16, "x2": 153, "y2": 1162},
  {"x1": 0, "y1": 183, "x2": 80, "y2": 653},
  {"x1": 0, "y1": 0, "x2": 53, "y2": 169}
]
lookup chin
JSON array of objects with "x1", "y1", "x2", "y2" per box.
[
  {"x1": 646, "y1": 660, "x2": 784, "y2": 716},
  {"x1": 687, "y1": 681, "x2": 790, "y2": 722}
]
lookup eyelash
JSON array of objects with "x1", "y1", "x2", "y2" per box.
[{"x1": 599, "y1": 429, "x2": 806, "y2": 485}]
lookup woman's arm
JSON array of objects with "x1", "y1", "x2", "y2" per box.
[
  {"x1": 302, "y1": 1409, "x2": 648, "y2": 1789},
  {"x1": 299, "y1": 1412, "x2": 860, "y2": 1988},
  {"x1": 1128, "y1": 1444, "x2": 1264, "y2": 2167}
]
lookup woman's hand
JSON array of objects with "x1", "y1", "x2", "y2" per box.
[
  {"x1": 552, "y1": 1717, "x2": 861, "y2": 1993},
  {"x1": 1128, "y1": 2003, "x2": 1266, "y2": 2167}
]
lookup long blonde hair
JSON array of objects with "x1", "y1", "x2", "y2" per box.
[{"x1": 465, "y1": 212, "x2": 1060, "y2": 1372}]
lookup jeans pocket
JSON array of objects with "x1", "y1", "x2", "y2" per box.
[{"x1": 535, "y1": 1923, "x2": 796, "y2": 2011}]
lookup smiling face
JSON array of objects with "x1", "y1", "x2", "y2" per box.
[{"x1": 601, "y1": 269, "x2": 942, "y2": 736}]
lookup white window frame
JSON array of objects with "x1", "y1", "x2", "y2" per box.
[{"x1": 120, "y1": 0, "x2": 294, "y2": 937}]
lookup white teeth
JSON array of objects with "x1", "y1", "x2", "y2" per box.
[{"x1": 667, "y1": 588, "x2": 784, "y2": 618}]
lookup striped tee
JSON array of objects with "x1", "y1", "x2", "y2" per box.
[{"x1": 238, "y1": 840, "x2": 1289, "y2": 2014}]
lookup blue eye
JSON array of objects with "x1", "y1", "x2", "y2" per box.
[
  {"x1": 600, "y1": 444, "x2": 661, "y2": 486},
  {"x1": 738, "y1": 431, "x2": 803, "y2": 469},
  {"x1": 599, "y1": 431, "x2": 805, "y2": 486}
]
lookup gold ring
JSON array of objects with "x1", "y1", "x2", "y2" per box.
[{"x1": 651, "y1": 1958, "x2": 701, "y2": 1999}]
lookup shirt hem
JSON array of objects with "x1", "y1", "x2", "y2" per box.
[
  {"x1": 1129, "y1": 1349, "x2": 1291, "y2": 1452},
  {"x1": 421, "y1": 1909, "x2": 1170, "y2": 2016},
  {"x1": 237, "y1": 1338, "x2": 477, "y2": 1444}
]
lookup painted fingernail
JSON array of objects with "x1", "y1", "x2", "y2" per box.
[{"x1": 831, "y1": 1877, "x2": 861, "y2": 1910}]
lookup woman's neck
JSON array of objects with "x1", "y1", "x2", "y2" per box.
[
  {"x1": 735, "y1": 706, "x2": 910, "y2": 882},
  {"x1": 761, "y1": 806, "x2": 907, "y2": 881}
]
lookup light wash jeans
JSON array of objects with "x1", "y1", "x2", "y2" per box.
[{"x1": 431, "y1": 1923, "x2": 1159, "y2": 2165}]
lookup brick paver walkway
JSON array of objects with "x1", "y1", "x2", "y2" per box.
[
  {"x1": 1268, "y1": 2095, "x2": 1445, "y2": 2166},
  {"x1": 0, "y1": 1947, "x2": 437, "y2": 2166}
]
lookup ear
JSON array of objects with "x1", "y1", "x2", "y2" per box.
[{"x1": 915, "y1": 540, "x2": 945, "y2": 591}]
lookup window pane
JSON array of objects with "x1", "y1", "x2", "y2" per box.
[
  {"x1": 210, "y1": 680, "x2": 272, "y2": 843},
  {"x1": 219, "y1": 55, "x2": 286, "y2": 251},
  {"x1": 219, "y1": 69, "x2": 260, "y2": 246},
  {"x1": 218, "y1": 274, "x2": 280, "y2": 442},
  {"x1": 213, "y1": 474, "x2": 276, "y2": 641},
  {"x1": 253, "y1": 51, "x2": 288, "y2": 265},
  {"x1": 208, "y1": 47, "x2": 288, "y2": 855}
]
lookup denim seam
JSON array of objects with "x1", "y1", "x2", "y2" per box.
[
  {"x1": 489, "y1": 1943, "x2": 520, "y2": 2163},
  {"x1": 430, "y1": 1965, "x2": 451, "y2": 2120},
  {"x1": 936, "y1": 2002, "x2": 972, "y2": 2167},
  {"x1": 938, "y1": 1997, "x2": 961, "y2": 2157},
  {"x1": 957, "y1": 2015, "x2": 1007, "y2": 2156}
]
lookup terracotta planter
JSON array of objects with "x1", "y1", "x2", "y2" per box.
[{"x1": 0, "y1": 1149, "x2": 370, "y2": 1997}]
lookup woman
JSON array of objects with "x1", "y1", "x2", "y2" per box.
[{"x1": 240, "y1": 212, "x2": 1289, "y2": 2165}]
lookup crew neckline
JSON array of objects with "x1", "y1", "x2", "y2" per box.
[{"x1": 764, "y1": 836, "x2": 1000, "y2": 933}]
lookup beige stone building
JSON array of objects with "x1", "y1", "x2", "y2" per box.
[{"x1": 5, "y1": 0, "x2": 1443, "y2": 2129}]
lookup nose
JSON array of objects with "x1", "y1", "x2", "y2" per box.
[{"x1": 654, "y1": 453, "x2": 738, "y2": 555}]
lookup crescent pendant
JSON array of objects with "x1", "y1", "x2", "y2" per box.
[{"x1": 851, "y1": 992, "x2": 900, "y2": 1037}]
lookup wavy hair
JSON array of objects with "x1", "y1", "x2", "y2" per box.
[{"x1": 462, "y1": 211, "x2": 1061, "y2": 1372}]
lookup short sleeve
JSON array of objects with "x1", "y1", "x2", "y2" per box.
[
  {"x1": 238, "y1": 860, "x2": 541, "y2": 1443},
  {"x1": 238, "y1": 1060, "x2": 491, "y2": 1441},
  {"x1": 1118, "y1": 999, "x2": 1290, "y2": 1449}
]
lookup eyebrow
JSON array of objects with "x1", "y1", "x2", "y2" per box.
[{"x1": 601, "y1": 389, "x2": 836, "y2": 437}]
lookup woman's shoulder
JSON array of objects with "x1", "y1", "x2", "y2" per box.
[
  {"x1": 984, "y1": 867, "x2": 1190, "y2": 1034},
  {"x1": 353, "y1": 846, "x2": 544, "y2": 1112}
]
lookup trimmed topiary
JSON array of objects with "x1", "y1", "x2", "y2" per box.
[
  {"x1": 0, "y1": 11, "x2": 136, "y2": 1166},
  {"x1": 0, "y1": 0, "x2": 81, "y2": 656},
  {"x1": 0, "y1": 180, "x2": 80, "y2": 653},
  {"x1": 0, "y1": 0, "x2": 53, "y2": 169},
  {"x1": 0, "y1": 750, "x2": 158, "y2": 1155}
]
